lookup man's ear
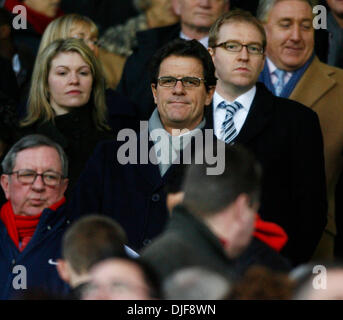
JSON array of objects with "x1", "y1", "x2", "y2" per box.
[
  {"x1": 151, "y1": 83, "x2": 158, "y2": 105},
  {"x1": 0, "y1": 175, "x2": 10, "y2": 200},
  {"x1": 208, "y1": 47, "x2": 214, "y2": 58},
  {"x1": 232, "y1": 194, "x2": 251, "y2": 223},
  {"x1": 56, "y1": 259, "x2": 71, "y2": 284},
  {"x1": 205, "y1": 86, "x2": 216, "y2": 106},
  {"x1": 61, "y1": 178, "x2": 69, "y2": 196},
  {"x1": 172, "y1": 0, "x2": 181, "y2": 16}
]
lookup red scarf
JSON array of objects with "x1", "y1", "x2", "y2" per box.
[
  {"x1": 0, "y1": 197, "x2": 66, "y2": 251},
  {"x1": 4, "y1": 0, "x2": 64, "y2": 35},
  {"x1": 253, "y1": 213, "x2": 288, "y2": 252},
  {"x1": 219, "y1": 214, "x2": 288, "y2": 253}
]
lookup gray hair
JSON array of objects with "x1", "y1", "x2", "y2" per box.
[
  {"x1": 1, "y1": 134, "x2": 68, "y2": 177},
  {"x1": 257, "y1": 0, "x2": 314, "y2": 23},
  {"x1": 163, "y1": 267, "x2": 232, "y2": 300}
]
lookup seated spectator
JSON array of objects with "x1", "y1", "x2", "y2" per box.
[
  {"x1": 56, "y1": 215, "x2": 131, "y2": 299},
  {"x1": 64, "y1": 38, "x2": 218, "y2": 251},
  {"x1": 117, "y1": 0, "x2": 229, "y2": 120},
  {"x1": 38, "y1": 13, "x2": 128, "y2": 90},
  {"x1": 257, "y1": 0, "x2": 343, "y2": 261},
  {"x1": 0, "y1": 8, "x2": 35, "y2": 104},
  {"x1": 142, "y1": 143, "x2": 291, "y2": 283},
  {"x1": 20, "y1": 38, "x2": 114, "y2": 194},
  {"x1": 82, "y1": 257, "x2": 162, "y2": 300},
  {"x1": 163, "y1": 267, "x2": 232, "y2": 300},
  {"x1": 37, "y1": 14, "x2": 99, "y2": 57},
  {"x1": 99, "y1": 0, "x2": 179, "y2": 87},
  {"x1": 22, "y1": 14, "x2": 139, "y2": 131},
  {"x1": 0, "y1": 134, "x2": 69, "y2": 299},
  {"x1": 3, "y1": 0, "x2": 64, "y2": 55}
]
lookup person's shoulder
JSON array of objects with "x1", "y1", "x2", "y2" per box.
[
  {"x1": 256, "y1": 82, "x2": 317, "y2": 118},
  {"x1": 238, "y1": 237, "x2": 292, "y2": 273},
  {"x1": 309, "y1": 57, "x2": 343, "y2": 83}
]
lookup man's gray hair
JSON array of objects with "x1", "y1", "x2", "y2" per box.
[
  {"x1": 257, "y1": 0, "x2": 314, "y2": 23},
  {"x1": 1, "y1": 134, "x2": 68, "y2": 177},
  {"x1": 163, "y1": 267, "x2": 232, "y2": 300}
]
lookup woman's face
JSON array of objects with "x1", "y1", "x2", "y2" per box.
[
  {"x1": 48, "y1": 51, "x2": 93, "y2": 115},
  {"x1": 70, "y1": 24, "x2": 99, "y2": 57}
]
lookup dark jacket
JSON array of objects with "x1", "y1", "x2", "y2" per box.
[
  {"x1": 65, "y1": 115, "x2": 214, "y2": 251},
  {"x1": 210, "y1": 83, "x2": 327, "y2": 266},
  {"x1": 0, "y1": 56, "x2": 19, "y2": 102},
  {"x1": 141, "y1": 205, "x2": 291, "y2": 282},
  {"x1": 0, "y1": 203, "x2": 71, "y2": 300},
  {"x1": 117, "y1": 23, "x2": 180, "y2": 120},
  {"x1": 20, "y1": 103, "x2": 114, "y2": 195}
]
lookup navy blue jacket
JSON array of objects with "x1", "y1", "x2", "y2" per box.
[
  {"x1": 66, "y1": 115, "x2": 215, "y2": 251},
  {"x1": 0, "y1": 204, "x2": 70, "y2": 299},
  {"x1": 66, "y1": 136, "x2": 171, "y2": 251}
]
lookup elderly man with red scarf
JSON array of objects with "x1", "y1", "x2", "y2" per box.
[{"x1": 0, "y1": 134, "x2": 70, "y2": 299}]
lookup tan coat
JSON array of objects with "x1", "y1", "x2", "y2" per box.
[{"x1": 290, "y1": 56, "x2": 343, "y2": 236}]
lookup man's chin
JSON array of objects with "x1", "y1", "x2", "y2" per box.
[{"x1": 184, "y1": 22, "x2": 211, "y2": 34}]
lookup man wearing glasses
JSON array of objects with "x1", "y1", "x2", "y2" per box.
[
  {"x1": 117, "y1": 0, "x2": 229, "y2": 120},
  {"x1": 207, "y1": 10, "x2": 327, "y2": 266},
  {"x1": 67, "y1": 38, "x2": 217, "y2": 252},
  {"x1": 0, "y1": 134, "x2": 69, "y2": 299}
]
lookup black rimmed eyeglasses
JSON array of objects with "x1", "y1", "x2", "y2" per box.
[
  {"x1": 157, "y1": 76, "x2": 206, "y2": 88},
  {"x1": 6, "y1": 169, "x2": 65, "y2": 186},
  {"x1": 212, "y1": 41, "x2": 264, "y2": 55}
]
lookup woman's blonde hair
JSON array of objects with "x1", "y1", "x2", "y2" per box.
[
  {"x1": 22, "y1": 38, "x2": 109, "y2": 131},
  {"x1": 38, "y1": 14, "x2": 99, "y2": 56}
]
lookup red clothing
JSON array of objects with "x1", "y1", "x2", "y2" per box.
[
  {"x1": 254, "y1": 213, "x2": 288, "y2": 252},
  {"x1": 0, "y1": 197, "x2": 66, "y2": 251},
  {"x1": 218, "y1": 214, "x2": 288, "y2": 252}
]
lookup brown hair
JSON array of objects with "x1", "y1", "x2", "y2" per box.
[
  {"x1": 62, "y1": 215, "x2": 128, "y2": 274},
  {"x1": 209, "y1": 9, "x2": 267, "y2": 51}
]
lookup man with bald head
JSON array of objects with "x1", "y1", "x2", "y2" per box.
[
  {"x1": 117, "y1": 0, "x2": 230, "y2": 120},
  {"x1": 257, "y1": 0, "x2": 343, "y2": 261}
]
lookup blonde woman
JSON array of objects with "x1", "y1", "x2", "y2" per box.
[
  {"x1": 37, "y1": 13, "x2": 124, "y2": 89},
  {"x1": 21, "y1": 38, "x2": 113, "y2": 193}
]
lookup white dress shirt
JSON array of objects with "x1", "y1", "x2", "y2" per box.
[
  {"x1": 267, "y1": 58, "x2": 293, "y2": 87},
  {"x1": 180, "y1": 31, "x2": 209, "y2": 48},
  {"x1": 213, "y1": 86, "x2": 256, "y2": 140}
]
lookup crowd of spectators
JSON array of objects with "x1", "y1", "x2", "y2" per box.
[{"x1": 1, "y1": 0, "x2": 343, "y2": 300}]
